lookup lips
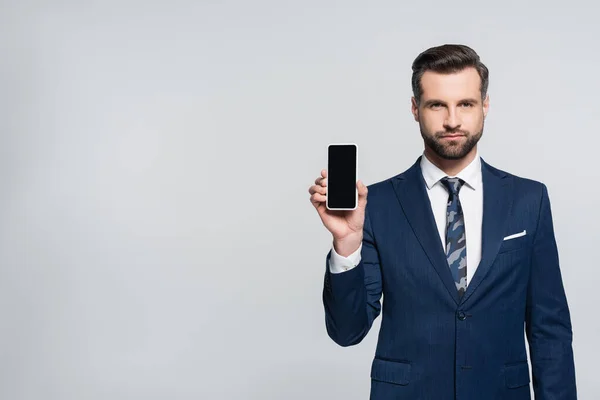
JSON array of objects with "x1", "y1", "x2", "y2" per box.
[{"x1": 441, "y1": 134, "x2": 465, "y2": 138}]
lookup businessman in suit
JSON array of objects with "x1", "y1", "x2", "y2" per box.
[{"x1": 308, "y1": 44, "x2": 576, "y2": 399}]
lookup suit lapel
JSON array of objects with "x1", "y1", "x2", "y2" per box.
[
  {"x1": 460, "y1": 158, "x2": 512, "y2": 304},
  {"x1": 392, "y1": 157, "x2": 460, "y2": 305},
  {"x1": 391, "y1": 156, "x2": 512, "y2": 306}
]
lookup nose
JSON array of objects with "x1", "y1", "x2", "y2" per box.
[{"x1": 443, "y1": 108, "x2": 461, "y2": 130}]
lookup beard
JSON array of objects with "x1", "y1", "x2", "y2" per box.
[{"x1": 419, "y1": 118, "x2": 484, "y2": 160}]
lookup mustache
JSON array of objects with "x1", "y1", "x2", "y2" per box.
[{"x1": 435, "y1": 130, "x2": 469, "y2": 137}]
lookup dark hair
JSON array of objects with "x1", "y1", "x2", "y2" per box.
[{"x1": 411, "y1": 44, "x2": 489, "y2": 105}]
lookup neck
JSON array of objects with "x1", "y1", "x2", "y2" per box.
[{"x1": 424, "y1": 146, "x2": 478, "y2": 176}]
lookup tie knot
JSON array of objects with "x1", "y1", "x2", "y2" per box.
[{"x1": 440, "y1": 177, "x2": 465, "y2": 196}]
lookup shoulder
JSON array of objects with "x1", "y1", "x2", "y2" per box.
[
  {"x1": 364, "y1": 171, "x2": 409, "y2": 201},
  {"x1": 482, "y1": 158, "x2": 550, "y2": 203},
  {"x1": 364, "y1": 157, "x2": 421, "y2": 198}
]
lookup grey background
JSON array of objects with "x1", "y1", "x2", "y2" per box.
[{"x1": 0, "y1": 1, "x2": 598, "y2": 399}]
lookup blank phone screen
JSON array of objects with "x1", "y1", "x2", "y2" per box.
[{"x1": 327, "y1": 144, "x2": 357, "y2": 209}]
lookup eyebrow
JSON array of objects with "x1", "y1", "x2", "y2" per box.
[{"x1": 422, "y1": 98, "x2": 480, "y2": 107}]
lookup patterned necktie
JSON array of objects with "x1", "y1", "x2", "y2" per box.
[{"x1": 440, "y1": 177, "x2": 467, "y2": 297}]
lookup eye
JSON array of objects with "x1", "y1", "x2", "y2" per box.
[
  {"x1": 429, "y1": 103, "x2": 442, "y2": 109},
  {"x1": 460, "y1": 102, "x2": 473, "y2": 107}
]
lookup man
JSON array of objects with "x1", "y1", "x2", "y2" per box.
[{"x1": 308, "y1": 44, "x2": 576, "y2": 399}]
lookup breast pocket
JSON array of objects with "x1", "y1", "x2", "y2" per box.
[{"x1": 498, "y1": 231, "x2": 528, "y2": 254}]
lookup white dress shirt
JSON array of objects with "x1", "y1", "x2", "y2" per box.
[{"x1": 329, "y1": 150, "x2": 484, "y2": 288}]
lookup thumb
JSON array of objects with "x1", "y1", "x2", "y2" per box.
[{"x1": 357, "y1": 180, "x2": 368, "y2": 204}]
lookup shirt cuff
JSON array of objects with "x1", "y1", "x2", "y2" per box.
[{"x1": 328, "y1": 242, "x2": 362, "y2": 274}]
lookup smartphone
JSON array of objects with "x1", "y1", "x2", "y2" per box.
[{"x1": 326, "y1": 143, "x2": 358, "y2": 210}]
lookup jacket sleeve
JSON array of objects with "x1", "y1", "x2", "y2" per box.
[
  {"x1": 525, "y1": 183, "x2": 577, "y2": 399},
  {"x1": 322, "y1": 204, "x2": 383, "y2": 346}
]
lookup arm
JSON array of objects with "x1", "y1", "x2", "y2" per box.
[
  {"x1": 526, "y1": 184, "x2": 577, "y2": 399},
  {"x1": 322, "y1": 205, "x2": 382, "y2": 346}
]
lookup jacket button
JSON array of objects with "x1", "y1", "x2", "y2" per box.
[{"x1": 457, "y1": 311, "x2": 466, "y2": 321}]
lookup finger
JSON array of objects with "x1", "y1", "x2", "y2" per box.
[
  {"x1": 310, "y1": 192, "x2": 326, "y2": 205},
  {"x1": 308, "y1": 185, "x2": 326, "y2": 195},
  {"x1": 357, "y1": 180, "x2": 368, "y2": 202},
  {"x1": 321, "y1": 169, "x2": 327, "y2": 178},
  {"x1": 314, "y1": 176, "x2": 327, "y2": 186}
]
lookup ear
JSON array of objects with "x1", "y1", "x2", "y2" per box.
[
  {"x1": 483, "y1": 94, "x2": 489, "y2": 118},
  {"x1": 411, "y1": 97, "x2": 419, "y2": 121}
]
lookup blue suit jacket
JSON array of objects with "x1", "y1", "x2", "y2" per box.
[{"x1": 323, "y1": 156, "x2": 576, "y2": 399}]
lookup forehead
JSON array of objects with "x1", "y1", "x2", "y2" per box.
[{"x1": 420, "y1": 67, "x2": 481, "y2": 100}]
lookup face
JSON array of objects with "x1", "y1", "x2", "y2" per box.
[{"x1": 411, "y1": 67, "x2": 489, "y2": 160}]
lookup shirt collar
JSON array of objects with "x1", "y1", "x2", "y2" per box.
[{"x1": 420, "y1": 149, "x2": 482, "y2": 191}]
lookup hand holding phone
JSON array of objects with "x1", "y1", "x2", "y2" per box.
[
  {"x1": 326, "y1": 143, "x2": 358, "y2": 211},
  {"x1": 308, "y1": 143, "x2": 368, "y2": 256}
]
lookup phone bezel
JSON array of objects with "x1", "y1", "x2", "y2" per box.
[{"x1": 326, "y1": 143, "x2": 358, "y2": 211}]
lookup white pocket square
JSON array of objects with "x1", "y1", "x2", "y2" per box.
[{"x1": 503, "y1": 230, "x2": 526, "y2": 241}]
